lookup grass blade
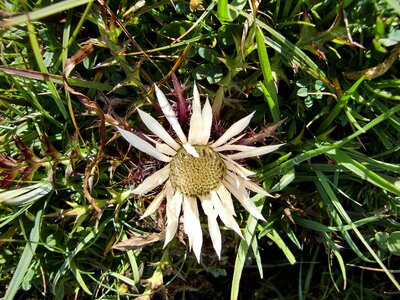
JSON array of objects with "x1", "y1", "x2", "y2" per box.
[
  {"x1": 315, "y1": 171, "x2": 400, "y2": 291},
  {"x1": 266, "y1": 229, "x2": 296, "y2": 264},
  {"x1": 324, "y1": 231, "x2": 347, "y2": 291},
  {"x1": 231, "y1": 195, "x2": 264, "y2": 300},
  {"x1": 250, "y1": 233, "x2": 263, "y2": 279},
  {"x1": 3, "y1": 207, "x2": 44, "y2": 300},
  {"x1": 293, "y1": 214, "x2": 384, "y2": 233},
  {"x1": 52, "y1": 217, "x2": 112, "y2": 295},
  {"x1": 317, "y1": 77, "x2": 365, "y2": 135},
  {"x1": 0, "y1": 0, "x2": 93, "y2": 27},
  {"x1": 237, "y1": 9, "x2": 329, "y2": 84},
  {"x1": 70, "y1": 260, "x2": 92, "y2": 295},
  {"x1": 0, "y1": 182, "x2": 53, "y2": 206},
  {"x1": 327, "y1": 148, "x2": 400, "y2": 196},
  {"x1": 27, "y1": 22, "x2": 68, "y2": 119},
  {"x1": 0, "y1": 66, "x2": 114, "y2": 91},
  {"x1": 315, "y1": 173, "x2": 371, "y2": 262},
  {"x1": 301, "y1": 246, "x2": 319, "y2": 298},
  {"x1": 263, "y1": 104, "x2": 400, "y2": 178},
  {"x1": 255, "y1": 26, "x2": 280, "y2": 123}
]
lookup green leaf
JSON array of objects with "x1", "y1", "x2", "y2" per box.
[
  {"x1": 375, "y1": 232, "x2": 389, "y2": 250},
  {"x1": 218, "y1": 24, "x2": 242, "y2": 46},
  {"x1": 217, "y1": 0, "x2": 229, "y2": 22},
  {"x1": 158, "y1": 21, "x2": 194, "y2": 48},
  {"x1": 297, "y1": 87, "x2": 309, "y2": 97},
  {"x1": 304, "y1": 96, "x2": 314, "y2": 108},
  {"x1": 387, "y1": 232, "x2": 400, "y2": 256},
  {"x1": 314, "y1": 80, "x2": 325, "y2": 91},
  {"x1": 217, "y1": 0, "x2": 247, "y2": 22},
  {"x1": 384, "y1": 0, "x2": 400, "y2": 15},
  {"x1": 380, "y1": 30, "x2": 400, "y2": 47},
  {"x1": 296, "y1": 78, "x2": 310, "y2": 88},
  {"x1": 192, "y1": 64, "x2": 224, "y2": 84},
  {"x1": 198, "y1": 47, "x2": 220, "y2": 64},
  {"x1": 21, "y1": 268, "x2": 35, "y2": 291}
]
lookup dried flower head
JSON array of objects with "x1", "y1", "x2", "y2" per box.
[{"x1": 117, "y1": 83, "x2": 283, "y2": 262}]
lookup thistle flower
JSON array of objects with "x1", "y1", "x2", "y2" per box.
[{"x1": 117, "y1": 83, "x2": 283, "y2": 262}]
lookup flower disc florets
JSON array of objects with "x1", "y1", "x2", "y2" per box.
[{"x1": 170, "y1": 145, "x2": 225, "y2": 197}]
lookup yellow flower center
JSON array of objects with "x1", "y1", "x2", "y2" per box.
[{"x1": 170, "y1": 145, "x2": 226, "y2": 196}]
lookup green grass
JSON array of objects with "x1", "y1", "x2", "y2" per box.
[{"x1": 1, "y1": 0, "x2": 400, "y2": 299}]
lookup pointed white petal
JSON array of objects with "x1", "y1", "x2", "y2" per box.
[
  {"x1": 182, "y1": 143, "x2": 199, "y2": 157},
  {"x1": 188, "y1": 84, "x2": 203, "y2": 145},
  {"x1": 215, "y1": 183, "x2": 236, "y2": 216},
  {"x1": 207, "y1": 216, "x2": 221, "y2": 259},
  {"x1": 165, "y1": 180, "x2": 174, "y2": 200},
  {"x1": 200, "y1": 195, "x2": 217, "y2": 217},
  {"x1": 228, "y1": 144, "x2": 284, "y2": 160},
  {"x1": 141, "y1": 189, "x2": 166, "y2": 219},
  {"x1": 214, "y1": 144, "x2": 256, "y2": 152},
  {"x1": 138, "y1": 109, "x2": 181, "y2": 150},
  {"x1": 164, "y1": 180, "x2": 175, "y2": 201},
  {"x1": 154, "y1": 84, "x2": 188, "y2": 144},
  {"x1": 193, "y1": 82, "x2": 201, "y2": 112},
  {"x1": 183, "y1": 196, "x2": 203, "y2": 262},
  {"x1": 225, "y1": 133, "x2": 246, "y2": 145},
  {"x1": 201, "y1": 98, "x2": 213, "y2": 144},
  {"x1": 220, "y1": 154, "x2": 255, "y2": 178},
  {"x1": 199, "y1": 195, "x2": 221, "y2": 259},
  {"x1": 132, "y1": 165, "x2": 170, "y2": 195},
  {"x1": 242, "y1": 179, "x2": 274, "y2": 198},
  {"x1": 183, "y1": 196, "x2": 194, "y2": 249},
  {"x1": 188, "y1": 123, "x2": 204, "y2": 147},
  {"x1": 225, "y1": 171, "x2": 241, "y2": 189},
  {"x1": 164, "y1": 190, "x2": 183, "y2": 247},
  {"x1": 210, "y1": 191, "x2": 243, "y2": 238},
  {"x1": 117, "y1": 127, "x2": 171, "y2": 162},
  {"x1": 225, "y1": 170, "x2": 273, "y2": 199},
  {"x1": 211, "y1": 112, "x2": 255, "y2": 148},
  {"x1": 145, "y1": 135, "x2": 177, "y2": 156},
  {"x1": 156, "y1": 142, "x2": 177, "y2": 156},
  {"x1": 223, "y1": 178, "x2": 266, "y2": 221}
]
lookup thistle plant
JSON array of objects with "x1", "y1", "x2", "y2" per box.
[{"x1": 117, "y1": 83, "x2": 283, "y2": 261}]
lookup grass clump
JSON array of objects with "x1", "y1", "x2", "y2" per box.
[{"x1": 1, "y1": 0, "x2": 400, "y2": 299}]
